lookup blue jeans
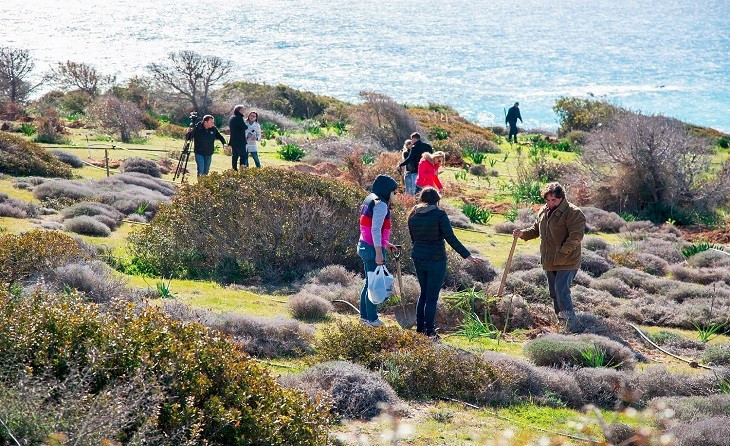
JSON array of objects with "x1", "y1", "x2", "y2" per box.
[
  {"x1": 244, "y1": 151, "x2": 261, "y2": 168},
  {"x1": 404, "y1": 171, "x2": 417, "y2": 195},
  {"x1": 358, "y1": 241, "x2": 387, "y2": 322},
  {"x1": 195, "y1": 153, "x2": 212, "y2": 176},
  {"x1": 414, "y1": 258, "x2": 447, "y2": 334},
  {"x1": 545, "y1": 270, "x2": 577, "y2": 315}
]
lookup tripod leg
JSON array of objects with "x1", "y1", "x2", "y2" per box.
[{"x1": 181, "y1": 151, "x2": 190, "y2": 183}]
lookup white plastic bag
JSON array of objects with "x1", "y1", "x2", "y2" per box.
[{"x1": 367, "y1": 265, "x2": 395, "y2": 304}]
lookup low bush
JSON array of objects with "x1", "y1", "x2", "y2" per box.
[
  {"x1": 0, "y1": 131, "x2": 72, "y2": 178},
  {"x1": 121, "y1": 156, "x2": 161, "y2": 178},
  {"x1": 523, "y1": 333, "x2": 636, "y2": 370},
  {"x1": 666, "y1": 282, "x2": 717, "y2": 303},
  {"x1": 288, "y1": 293, "x2": 334, "y2": 321},
  {"x1": 155, "y1": 122, "x2": 187, "y2": 139},
  {"x1": 46, "y1": 260, "x2": 131, "y2": 303},
  {"x1": 582, "y1": 236, "x2": 608, "y2": 252},
  {"x1": 652, "y1": 395, "x2": 730, "y2": 422},
  {"x1": 581, "y1": 207, "x2": 626, "y2": 233},
  {"x1": 701, "y1": 342, "x2": 730, "y2": 365},
  {"x1": 60, "y1": 201, "x2": 124, "y2": 221},
  {"x1": 0, "y1": 230, "x2": 84, "y2": 285},
  {"x1": 581, "y1": 250, "x2": 613, "y2": 277},
  {"x1": 634, "y1": 252, "x2": 669, "y2": 276},
  {"x1": 445, "y1": 250, "x2": 497, "y2": 290},
  {"x1": 164, "y1": 303, "x2": 315, "y2": 359},
  {"x1": 513, "y1": 268, "x2": 547, "y2": 286},
  {"x1": 591, "y1": 277, "x2": 633, "y2": 298},
  {"x1": 350, "y1": 91, "x2": 423, "y2": 151},
  {"x1": 602, "y1": 267, "x2": 665, "y2": 292},
  {"x1": 63, "y1": 215, "x2": 112, "y2": 236},
  {"x1": 636, "y1": 238, "x2": 685, "y2": 264},
  {"x1": 0, "y1": 193, "x2": 38, "y2": 219},
  {"x1": 672, "y1": 416, "x2": 730, "y2": 446},
  {"x1": 33, "y1": 179, "x2": 95, "y2": 201},
  {"x1": 494, "y1": 221, "x2": 519, "y2": 234},
  {"x1": 442, "y1": 204, "x2": 474, "y2": 229},
  {"x1": 0, "y1": 291, "x2": 331, "y2": 444},
  {"x1": 281, "y1": 361, "x2": 401, "y2": 420},
  {"x1": 623, "y1": 220, "x2": 656, "y2": 233},
  {"x1": 51, "y1": 150, "x2": 84, "y2": 168},
  {"x1": 469, "y1": 164, "x2": 487, "y2": 176},
  {"x1": 510, "y1": 253, "x2": 541, "y2": 272},
  {"x1": 687, "y1": 249, "x2": 730, "y2": 268},
  {"x1": 129, "y1": 169, "x2": 364, "y2": 282},
  {"x1": 670, "y1": 265, "x2": 730, "y2": 285}
]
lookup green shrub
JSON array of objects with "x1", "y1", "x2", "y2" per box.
[
  {"x1": 0, "y1": 131, "x2": 72, "y2": 178},
  {"x1": 682, "y1": 242, "x2": 724, "y2": 259},
  {"x1": 718, "y1": 137, "x2": 729, "y2": 149},
  {"x1": 217, "y1": 81, "x2": 343, "y2": 119},
  {"x1": 20, "y1": 122, "x2": 36, "y2": 136},
  {"x1": 461, "y1": 203, "x2": 493, "y2": 224},
  {"x1": 278, "y1": 143, "x2": 306, "y2": 161},
  {"x1": 0, "y1": 291, "x2": 331, "y2": 445},
  {"x1": 523, "y1": 334, "x2": 636, "y2": 370},
  {"x1": 155, "y1": 122, "x2": 188, "y2": 139},
  {"x1": 553, "y1": 97, "x2": 617, "y2": 135},
  {"x1": 0, "y1": 230, "x2": 84, "y2": 285},
  {"x1": 316, "y1": 321, "x2": 498, "y2": 403},
  {"x1": 128, "y1": 168, "x2": 364, "y2": 282}
]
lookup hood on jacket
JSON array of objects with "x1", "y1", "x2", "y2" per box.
[
  {"x1": 413, "y1": 204, "x2": 439, "y2": 214},
  {"x1": 421, "y1": 152, "x2": 435, "y2": 163},
  {"x1": 371, "y1": 175, "x2": 398, "y2": 202}
]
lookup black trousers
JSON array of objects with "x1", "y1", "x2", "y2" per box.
[{"x1": 231, "y1": 145, "x2": 247, "y2": 170}]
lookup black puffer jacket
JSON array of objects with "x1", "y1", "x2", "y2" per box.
[
  {"x1": 228, "y1": 111, "x2": 248, "y2": 149},
  {"x1": 186, "y1": 122, "x2": 227, "y2": 156},
  {"x1": 408, "y1": 205, "x2": 471, "y2": 261}
]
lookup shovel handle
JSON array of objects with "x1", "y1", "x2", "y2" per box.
[{"x1": 497, "y1": 235, "x2": 519, "y2": 297}]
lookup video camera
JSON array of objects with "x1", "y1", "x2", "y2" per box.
[
  {"x1": 188, "y1": 111, "x2": 200, "y2": 128},
  {"x1": 174, "y1": 111, "x2": 200, "y2": 182}
]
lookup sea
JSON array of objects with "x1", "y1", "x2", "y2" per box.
[{"x1": 2, "y1": 0, "x2": 729, "y2": 131}]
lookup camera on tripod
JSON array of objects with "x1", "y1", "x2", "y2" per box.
[{"x1": 173, "y1": 110, "x2": 200, "y2": 182}]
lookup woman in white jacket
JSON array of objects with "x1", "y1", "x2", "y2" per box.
[{"x1": 244, "y1": 111, "x2": 262, "y2": 168}]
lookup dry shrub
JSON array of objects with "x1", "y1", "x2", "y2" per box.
[
  {"x1": 524, "y1": 333, "x2": 637, "y2": 370},
  {"x1": 0, "y1": 230, "x2": 84, "y2": 284},
  {"x1": 672, "y1": 416, "x2": 730, "y2": 446},
  {"x1": 581, "y1": 250, "x2": 614, "y2": 277},
  {"x1": 494, "y1": 221, "x2": 519, "y2": 234},
  {"x1": 701, "y1": 342, "x2": 730, "y2": 366},
  {"x1": 280, "y1": 361, "x2": 401, "y2": 420},
  {"x1": 289, "y1": 135, "x2": 381, "y2": 165},
  {"x1": 591, "y1": 277, "x2": 634, "y2": 298},
  {"x1": 445, "y1": 249, "x2": 497, "y2": 290},
  {"x1": 288, "y1": 293, "x2": 334, "y2": 321},
  {"x1": 630, "y1": 367, "x2": 727, "y2": 402},
  {"x1": 343, "y1": 150, "x2": 402, "y2": 189},
  {"x1": 121, "y1": 156, "x2": 161, "y2": 178},
  {"x1": 469, "y1": 164, "x2": 487, "y2": 176},
  {"x1": 63, "y1": 215, "x2": 111, "y2": 236},
  {"x1": 573, "y1": 367, "x2": 630, "y2": 408},
  {"x1": 582, "y1": 235, "x2": 609, "y2": 252},
  {"x1": 687, "y1": 249, "x2": 730, "y2": 268},
  {"x1": 513, "y1": 268, "x2": 547, "y2": 286},
  {"x1": 581, "y1": 206, "x2": 626, "y2": 233},
  {"x1": 670, "y1": 265, "x2": 730, "y2": 285},
  {"x1": 155, "y1": 122, "x2": 187, "y2": 139},
  {"x1": 51, "y1": 150, "x2": 84, "y2": 168},
  {"x1": 86, "y1": 94, "x2": 144, "y2": 143},
  {"x1": 46, "y1": 260, "x2": 130, "y2": 303},
  {"x1": 0, "y1": 131, "x2": 72, "y2": 178},
  {"x1": 652, "y1": 394, "x2": 730, "y2": 422},
  {"x1": 164, "y1": 302, "x2": 314, "y2": 358},
  {"x1": 583, "y1": 111, "x2": 729, "y2": 223},
  {"x1": 33, "y1": 179, "x2": 95, "y2": 201},
  {"x1": 442, "y1": 203, "x2": 474, "y2": 229},
  {"x1": 60, "y1": 201, "x2": 123, "y2": 221},
  {"x1": 350, "y1": 91, "x2": 424, "y2": 151},
  {"x1": 636, "y1": 238, "x2": 685, "y2": 264},
  {"x1": 0, "y1": 193, "x2": 38, "y2": 218},
  {"x1": 511, "y1": 253, "x2": 541, "y2": 272}
]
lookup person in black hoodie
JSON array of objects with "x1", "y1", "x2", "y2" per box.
[
  {"x1": 397, "y1": 132, "x2": 433, "y2": 181},
  {"x1": 186, "y1": 114, "x2": 227, "y2": 177},
  {"x1": 408, "y1": 187, "x2": 483, "y2": 338},
  {"x1": 228, "y1": 105, "x2": 248, "y2": 171},
  {"x1": 505, "y1": 102, "x2": 523, "y2": 144}
]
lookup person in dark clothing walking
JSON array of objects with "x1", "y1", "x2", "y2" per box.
[
  {"x1": 397, "y1": 132, "x2": 433, "y2": 186},
  {"x1": 408, "y1": 187, "x2": 483, "y2": 338},
  {"x1": 505, "y1": 102, "x2": 523, "y2": 143},
  {"x1": 186, "y1": 115, "x2": 227, "y2": 177},
  {"x1": 228, "y1": 105, "x2": 248, "y2": 171}
]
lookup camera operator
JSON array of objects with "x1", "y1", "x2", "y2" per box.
[
  {"x1": 228, "y1": 105, "x2": 248, "y2": 171},
  {"x1": 186, "y1": 114, "x2": 227, "y2": 177}
]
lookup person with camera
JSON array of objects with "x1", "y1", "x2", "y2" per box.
[
  {"x1": 244, "y1": 111, "x2": 262, "y2": 168},
  {"x1": 186, "y1": 114, "x2": 227, "y2": 177},
  {"x1": 228, "y1": 105, "x2": 248, "y2": 171}
]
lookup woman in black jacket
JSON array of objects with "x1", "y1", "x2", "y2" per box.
[{"x1": 408, "y1": 187, "x2": 482, "y2": 337}]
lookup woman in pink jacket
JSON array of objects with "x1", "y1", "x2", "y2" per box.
[{"x1": 415, "y1": 151, "x2": 445, "y2": 193}]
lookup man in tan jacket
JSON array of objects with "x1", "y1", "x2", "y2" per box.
[{"x1": 514, "y1": 182, "x2": 586, "y2": 329}]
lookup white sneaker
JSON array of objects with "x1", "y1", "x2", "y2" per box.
[
  {"x1": 369, "y1": 319, "x2": 384, "y2": 327},
  {"x1": 359, "y1": 318, "x2": 370, "y2": 326}
]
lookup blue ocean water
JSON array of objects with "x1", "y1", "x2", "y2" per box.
[{"x1": 2, "y1": 0, "x2": 729, "y2": 131}]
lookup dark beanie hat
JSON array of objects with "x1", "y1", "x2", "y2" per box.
[{"x1": 371, "y1": 175, "x2": 398, "y2": 202}]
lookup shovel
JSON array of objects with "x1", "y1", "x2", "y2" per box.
[
  {"x1": 496, "y1": 234, "x2": 519, "y2": 343},
  {"x1": 392, "y1": 245, "x2": 417, "y2": 329}
]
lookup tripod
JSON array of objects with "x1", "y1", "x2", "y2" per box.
[
  {"x1": 173, "y1": 111, "x2": 199, "y2": 183},
  {"x1": 173, "y1": 138, "x2": 192, "y2": 182}
]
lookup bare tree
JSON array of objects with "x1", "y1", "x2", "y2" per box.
[
  {"x1": 0, "y1": 47, "x2": 40, "y2": 103},
  {"x1": 583, "y1": 111, "x2": 729, "y2": 221},
  {"x1": 86, "y1": 94, "x2": 144, "y2": 143},
  {"x1": 147, "y1": 51, "x2": 233, "y2": 114},
  {"x1": 350, "y1": 91, "x2": 423, "y2": 151},
  {"x1": 52, "y1": 61, "x2": 114, "y2": 96}
]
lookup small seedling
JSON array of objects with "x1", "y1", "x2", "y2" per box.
[
  {"x1": 488, "y1": 158, "x2": 497, "y2": 168},
  {"x1": 692, "y1": 321, "x2": 725, "y2": 343},
  {"x1": 454, "y1": 170, "x2": 467, "y2": 181},
  {"x1": 136, "y1": 202, "x2": 149, "y2": 215}
]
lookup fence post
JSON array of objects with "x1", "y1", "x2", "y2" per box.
[{"x1": 104, "y1": 147, "x2": 110, "y2": 177}]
